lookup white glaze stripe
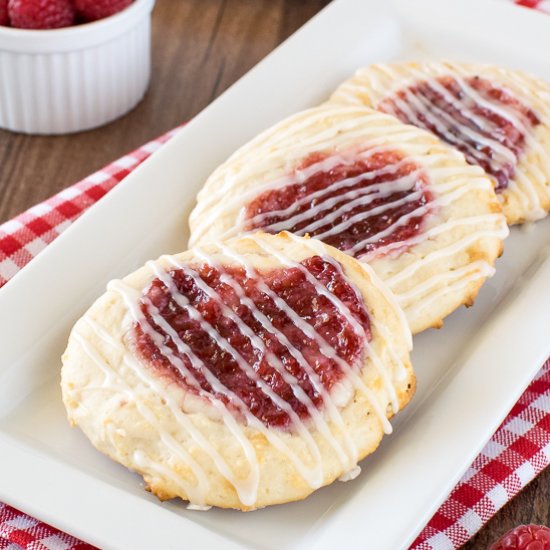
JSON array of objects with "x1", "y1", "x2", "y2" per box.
[
  {"x1": 146, "y1": 260, "x2": 329, "y2": 466},
  {"x1": 118, "y1": 287, "x2": 264, "y2": 505},
  {"x1": 191, "y1": 247, "x2": 364, "y2": 460},
  {"x1": 73, "y1": 323, "x2": 211, "y2": 505},
  {"x1": 228, "y1": 151, "x2": 437, "y2": 261},
  {"x1": 396, "y1": 260, "x2": 495, "y2": 303},
  {"x1": 113, "y1": 281, "x2": 325, "y2": 498},
  {"x1": 284, "y1": 233, "x2": 412, "y2": 379},
  {"x1": 247, "y1": 158, "x2": 419, "y2": 231},
  {"x1": 385, "y1": 227, "x2": 509, "y2": 289},
  {"x1": 159, "y1": 254, "x2": 357, "y2": 469},
  {"x1": 408, "y1": 83, "x2": 516, "y2": 164},
  {"x1": 312, "y1": 188, "x2": 425, "y2": 243},
  {"x1": 217, "y1": 241, "x2": 393, "y2": 434},
  {"x1": 404, "y1": 261, "x2": 495, "y2": 318},
  {"x1": 361, "y1": 214, "x2": 507, "y2": 261},
  {"x1": 246, "y1": 234, "x2": 400, "y2": 414},
  {"x1": 395, "y1": 89, "x2": 514, "y2": 175}
]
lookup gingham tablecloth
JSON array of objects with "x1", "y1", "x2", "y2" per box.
[{"x1": 1, "y1": 2, "x2": 550, "y2": 547}]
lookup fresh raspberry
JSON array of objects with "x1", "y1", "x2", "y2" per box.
[
  {"x1": 8, "y1": 0, "x2": 75, "y2": 29},
  {"x1": 490, "y1": 524, "x2": 550, "y2": 550},
  {"x1": 516, "y1": 0, "x2": 541, "y2": 7},
  {"x1": 0, "y1": 0, "x2": 8, "y2": 25},
  {"x1": 74, "y1": 0, "x2": 133, "y2": 22}
]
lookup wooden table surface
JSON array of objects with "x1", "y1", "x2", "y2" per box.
[{"x1": 0, "y1": 1, "x2": 548, "y2": 548}]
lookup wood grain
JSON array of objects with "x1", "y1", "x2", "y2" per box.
[
  {"x1": 0, "y1": 0, "x2": 548, "y2": 546},
  {"x1": 0, "y1": 0, "x2": 329, "y2": 223}
]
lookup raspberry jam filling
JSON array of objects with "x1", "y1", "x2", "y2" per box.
[
  {"x1": 379, "y1": 75, "x2": 540, "y2": 191},
  {"x1": 134, "y1": 256, "x2": 371, "y2": 429},
  {"x1": 243, "y1": 149, "x2": 433, "y2": 259}
]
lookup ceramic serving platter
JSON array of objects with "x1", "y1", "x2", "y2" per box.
[{"x1": 1, "y1": 0, "x2": 550, "y2": 548}]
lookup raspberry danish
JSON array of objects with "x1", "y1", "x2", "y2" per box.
[
  {"x1": 189, "y1": 104, "x2": 508, "y2": 334},
  {"x1": 329, "y1": 61, "x2": 550, "y2": 225},
  {"x1": 61, "y1": 232, "x2": 414, "y2": 510}
]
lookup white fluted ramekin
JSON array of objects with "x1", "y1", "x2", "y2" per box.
[{"x1": 0, "y1": 0, "x2": 155, "y2": 134}]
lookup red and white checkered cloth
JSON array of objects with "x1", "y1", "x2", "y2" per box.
[{"x1": 1, "y1": 2, "x2": 549, "y2": 547}]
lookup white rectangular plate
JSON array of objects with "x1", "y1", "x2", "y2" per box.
[{"x1": 1, "y1": 0, "x2": 550, "y2": 548}]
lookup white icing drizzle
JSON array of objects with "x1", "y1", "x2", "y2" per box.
[
  {"x1": 217, "y1": 241, "x2": 393, "y2": 434},
  {"x1": 338, "y1": 465, "x2": 361, "y2": 482},
  {"x1": 404, "y1": 261, "x2": 495, "y2": 320},
  {"x1": 360, "y1": 214, "x2": 508, "y2": 262},
  {"x1": 246, "y1": 158, "x2": 421, "y2": 234},
  {"x1": 247, "y1": 234, "x2": 400, "y2": 414},
  {"x1": 192, "y1": 145, "x2": 425, "y2": 246},
  {"x1": 215, "y1": 244, "x2": 392, "y2": 433},
  {"x1": 347, "y1": 183, "x2": 480, "y2": 259},
  {"x1": 384, "y1": 226, "x2": 508, "y2": 290},
  {"x1": 395, "y1": 260, "x2": 495, "y2": 304},
  {"x1": 186, "y1": 504, "x2": 213, "y2": 512},
  {"x1": 70, "y1": 242, "x2": 394, "y2": 508},
  {"x1": 151, "y1": 256, "x2": 356, "y2": 471},
  {"x1": 208, "y1": 149, "x2": 492, "y2": 263},
  {"x1": 285, "y1": 232, "x2": 412, "y2": 384},
  {"x1": 73, "y1": 325, "x2": 211, "y2": 505},
  {"x1": 338, "y1": 62, "x2": 550, "y2": 221},
  {"x1": 312, "y1": 188, "x2": 425, "y2": 243},
  {"x1": 389, "y1": 87, "x2": 516, "y2": 174}
]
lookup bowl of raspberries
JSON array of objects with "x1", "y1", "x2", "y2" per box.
[{"x1": 0, "y1": 0, "x2": 155, "y2": 134}]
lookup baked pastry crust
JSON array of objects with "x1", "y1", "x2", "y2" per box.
[
  {"x1": 61, "y1": 232, "x2": 414, "y2": 511},
  {"x1": 329, "y1": 61, "x2": 550, "y2": 225},
  {"x1": 189, "y1": 104, "x2": 508, "y2": 333}
]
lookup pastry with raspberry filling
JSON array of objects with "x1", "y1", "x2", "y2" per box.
[
  {"x1": 330, "y1": 61, "x2": 550, "y2": 225},
  {"x1": 62, "y1": 232, "x2": 414, "y2": 510}
]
